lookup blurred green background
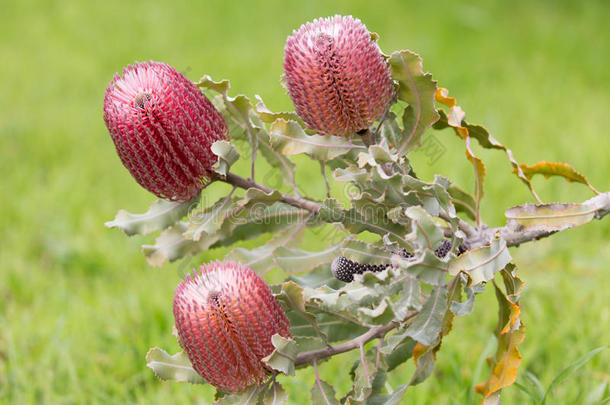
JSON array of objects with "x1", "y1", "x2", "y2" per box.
[{"x1": 1, "y1": 0, "x2": 609, "y2": 404}]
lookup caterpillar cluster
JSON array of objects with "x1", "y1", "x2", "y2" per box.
[
  {"x1": 331, "y1": 256, "x2": 389, "y2": 282},
  {"x1": 332, "y1": 240, "x2": 470, "y2": 282}
]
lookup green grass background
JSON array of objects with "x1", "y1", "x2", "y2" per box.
[{"x1": 1, "y1": 0, "x2": 609, "y2": 403}]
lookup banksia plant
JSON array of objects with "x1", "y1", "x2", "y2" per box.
[
  {"x1": 103, "y1": 61, "x2": 228, "y2": 201},
  {"x1": 173, "y1": 261, "x2": 291, "y2": 393},
  {"x1": 105, "y1": 14, "x2": 610, "y2": 404},
  {"x1": 283, "y1": 15, "x2": 394, "y2": 136}
]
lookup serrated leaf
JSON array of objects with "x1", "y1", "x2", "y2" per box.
[
  {"x1": 262, "y1": 335, "x2": 297, "y2": 376},
  {"x1": 319, "y1": 198, "x2": 411, "y2": 249},
  {"x1": 404, "y1": 206, "x2": 445, "y2": 250},
  {"x1": 142, "y1": 222, "x2": 210, "y2": 266},
  {"x1": 392, "y1": 250, "x2": 448, "y2": 286},
  {"x1": 410, "y1": 348, "x2": 435, "y2": 386},
  {"x1": 197, "y1": 76, "x2": 260, "y2": 177},
  {"x1": 227, "y1": 219, "x2": 308, "y2": 274},
  {"x1": 366, "y1": 385, "x2": 408, "y2": 405},
  {"x1": 515, "y1": 161, "x2": 599, "y2": 194},
  {"x1": 215, "y1": 203, "x2": 310, "y2": 248},
  {"x1": 145, "y1": 202, "x2": 306, "y2": 266},
  {"x1": 289, "y1": 266, "x2": 339, "y2": 289},
  {"x1": 434, "y1": 107, "x2": 543, "y2": 204},
  {"x1": 274, "y1": 245, "x2": 340, "y2": 273},
  {"x1": 228, "y1": 245, "x2": 278, "y2": 274},
  {"x1": 448, "y1": 237, "x2": 512, "y2": 286},
  {"x1": 348, "y1": 350, "x2": 386, "y2": 402},
  {"x1": 435, "y1": 87, "x2": 456, "y2": 108},
  {"x1": 401, "y1": 174, "x2": 454, "y2": 218},
  {"x1": 197, "y1": 75, "x2": 230, "y2": 95},
  {"x1": 260, "y1": 381, "x2": 288, "y2": 405},
  {"x1": 212, "y1": 385, "x2": 261, "y2": 405},
  {"x1": 311, "y1": 378, "x2": 340, "y2": 405},
  {"x1": 385, "y1": 338, "x2": 417, "y2": 371},
  {"x1": 315, "y1": 312, "x2": 368, "y2": 343},
  {"x1": 105, "y1": 195, "x2": 199, "y2": 236},
  {"x1": 241, "y1": 188, "x2": 283, "y2": 207},
  {"x1": 447, "y1": 182, "x2": 477, "y2": 220},
  {"x1": 475, "y1": 282, "x2": 526, "y2": 402},
  {"x1": 255, "y1": 128, "x2": 298, "y2": 192},
  {"x1": 294, "y1": 336, "x2": 328, "y2": 353},
  {"x1": 451, "y1": 283, "x2": 485, "y2": 316},
  {"x1": 145, "y1": 348, "x2": 205, "y2": 384},
  {"x1": 184, "y1": 195, "x2": 237, "y2": 241},
  {"x1": 270, "y1": 119, "x2": 365, "y2": 161},
  {"x1": 402, "y1": 286, "x2": 448, "y2": 346},
  {"x1": 211, "y1": 140, "x2": 240, "y2": 176},
  {"x1": 475, "y1": 323, "x2": 525, "y2": 401},
  {"x1": 254, "y1": 94, "x2": 301, "y2": 124},
  {"x1": 456, "y1": 126, "x2": 486, "y2": 224},
  {"x1": 277, "y1": 281, "x2": 330, "y2": 343},
  {"x1": 504, "y1": 198, "x2": 605, "y2": 233},
  {"x1": 379, "y1": 111, "x2": 403, "y2": 149},
  {"x1": 365, "y1": 347, "x2": 434, "y2": 404},
  {"x1": 357, "y1": 298, "x2": 395, "y2": 325},
  {"x1": 391, "y1": 275, "x2": 422, "y2": 319},
  {"x1": 387, "y1": 50, "x2": 439, "y2": 155}
]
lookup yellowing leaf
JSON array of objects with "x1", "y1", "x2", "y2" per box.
[
  {"x1": 515, "y1": 161, "x2": 599, "y2": 194},
  {"x1": 457, "y1": 126, "x2": 486, "y2": 225},
  {"x1": 476, "y1": 279, "x2": 526, "y2": 403},
  {"x1": 412, "y1": 342, "x2": 429, "y2": 365},
  {"x1": 475, "y1": 323, "x2": 526, "y2": 401},
  {"x1": 435, "y1": 87, "x2": 456, "y2": 108},
  {"x1": 434, "y1": 102, "x2": 544, "y2": 204}
]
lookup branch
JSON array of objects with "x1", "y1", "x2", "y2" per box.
[
  {"x1": 294, "y1": 310, "x2": 418, "y2": 366},
  {"x1": 218, "y1": 171, "x2": 609, "y2": 251},
  {"x1": 215, "y1": 172, "x2": 320, "y2": 213},
  {"x1": 294, "y1": 322, "x2": 396, "y2": 366}
]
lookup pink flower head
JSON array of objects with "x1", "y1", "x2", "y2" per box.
[
  {"x1": 103, "y1": 61, "x2": 228, "y2": 201},
  {"x1": 283, "y1": 15, "x2": 394, "y2": 137},
  {"x1": 173, "y1": 261, "x2": 292, "y2": 393}
]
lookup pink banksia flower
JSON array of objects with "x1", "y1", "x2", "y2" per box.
[
  {"x1": 283, "y1": 15, "x2": 394, "y2": 137},
  {"x1": 173, "y1": 261, "x2": 292, "y2": 393},
  {"x1": 103, "y1": 61, "x2": 228, "y2": 201}
]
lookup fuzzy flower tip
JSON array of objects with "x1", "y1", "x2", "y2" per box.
[
  {"x1": 173, "y1": 261, "x2": 292, "y2": 393},
  {"x1": 103, "y1": 61, "x2": 228, "y2": 201},
  {"x1": 283, "y1": 15, "x2": 394, "y2": 137}
]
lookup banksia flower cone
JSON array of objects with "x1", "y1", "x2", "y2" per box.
[
  {"x1": 283, "y1": 15, "x2": 394, "y2": 136},
  {"x1": 173, "y1": 261, "x2": 291, "y2": 393},
  {"x1": 103, "y1": 61, "x2": 228, "y2": 201}
]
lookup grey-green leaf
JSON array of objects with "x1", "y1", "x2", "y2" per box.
[
  {"x1": 211, "y1": 140, "x2": 240, "y2": 176},
  {"x1": 504, "y1": 193, "x2": 609, "y2": 236},
  {"x1": 142, "y1": 222, "x2": 211, "y2": 267},
  {"x1": 260, "y1": 381, "x2": 288, "y2": 405},
  {"x1": 388, "y1": 50, "x2": 439, "y2": 155},
  {"x1": 270, "y1": 119, "x2": 365, "y2": 161},
  {"x1": 105, "y1": 194, "x2": 199, "y2": 236},
  {"x1": 310, "y1": 378, "x2": 340, "y2": 405},
  {"x1": 212, "y1": 385, "x2": 261, "y2": 405},
  {"x1": 403, "y1": 286, "x2": 448, "y2": 346},
  {"x1": 145, "y1": 347, "x2": 205, "y2": 384},
  {"x1": 262, "y1": 335, "x2": 298, "y2": 376},
  {"x1": 448, "y1": 237, "x2": 512, "y2": 285}
]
